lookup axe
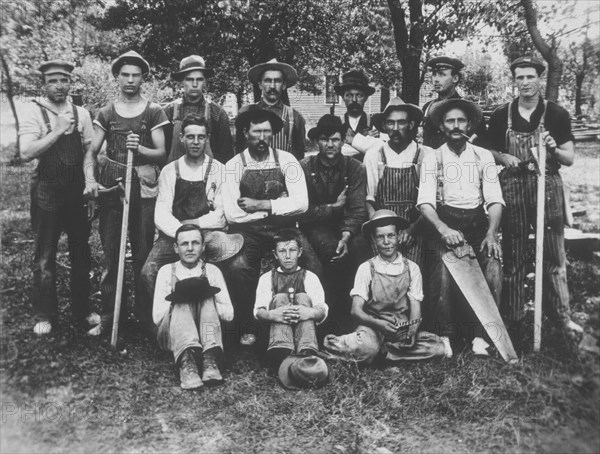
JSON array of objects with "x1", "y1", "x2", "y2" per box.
[{"x1": 533, "y1": 132, "x2": 546, "y2": 352}]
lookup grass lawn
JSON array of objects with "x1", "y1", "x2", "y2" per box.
[{"x1": 1, "y1": 142, "x2": 599, "y2": 453}]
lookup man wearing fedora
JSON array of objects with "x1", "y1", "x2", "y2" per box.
[
  {"x1": 422, "y1": 56, "x2": 486, "y2": 149},
  {"x1": 84, "y1": 50, "x2": 169, "y2": 335},
  {"x1": 223, "y1": 106, "x2": 321, "y2": 346},
  {"x1": 417, "y1": 98, "x2": 504, "y2": 357},
  {"x1": 335, "y1": 69, "x2": 378, "y2": 160},
  {"x1": 153, "y1": 224, "x2": 233, "y2": 390},
  {"x1": 235, "y1": 58, "x2": 306, "y2": 160},
  {"x1": 164, "y1": 55, "x2": 233, "y2": 164},
  {"x1": 323, "y1": 210, "x2": 447, "y2": 364},
  {"x1": 140, "y1": 114, "x2": 242, "y2": 337},
  {"x1": 299, "y1": 114, "x2": 371, "y2": 331},
  {"x1": 20, "y1": 60, "x2": 100, "y2": 335},
  {"x1": 483, "y1": 56, "x2": 581, "y2": 337},
  {"x1": 352, "y1": 98, "x2": 427, "y2": 267}
]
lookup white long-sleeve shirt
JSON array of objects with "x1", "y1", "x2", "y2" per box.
[
  {"x1": 223, "y1": 148, "x2": 308, "y2": 224},
  {"x1": 154, "y1": 156, "x2": 226, "y2": 238},
  {"x1": 253, "y1": 267, "x2": 328, "y2": 323},
  {"x1": 153, "y1": 260, "x2": 233, "y2": 325},
  {"x1": 417, "y1": 143, "x2": 505, "y2": 210}
]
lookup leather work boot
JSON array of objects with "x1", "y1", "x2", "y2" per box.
[
  {"x1": 179, "y1": 349, "x2": 203, "y2": 390},
  {"x1": 201, "y1": 348, "x2": 223, "y2": 385}
]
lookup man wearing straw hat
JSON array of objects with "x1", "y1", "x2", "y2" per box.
[
  {"x1": 140, "y1": 113, "x2": 243, "y2": 338},
  {"x1": 84, "y1": 50, "x2": 169, "y2": 335},
  {"x1": 235, "y1": 58, "x2": 306, "y2": 160},
  {"x1": 417, "y1": 98, "x2": 504, "y2": 357},
  {"x1": 20, "y1": 60, "x2": 100, "y2": 335},
  {"x1": 164, "y1": 55, "x2": 234, "y2": 164},
  {"x1": 483, "y1": 56, "x2": 582, "y2": 337}
]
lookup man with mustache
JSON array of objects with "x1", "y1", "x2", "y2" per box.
[
  {"x1": 334, "y1": 70, "x2": 379, "y2": 160},
  {"x1": 223, "y1": 106, "x2": 321, "y2": 346},
  {"x1": 417, "y1": 99, "x2": 504, "y2": 357},
  {"x1": 421, "y1": 56, "x2": 486, "y2": 149},
  {"x1": 84, "y1": 50, "x2": 169, "y2": 335},
  {"x1": 20, "y1": 60, "x2": 100, "y2": 335},
  {"x1": 163, "y1": 55, "x2": 233, "y2": 164},
  {"x1": 235, "y1": 59, "x2": 306, "y2": 160},
  {"x1": 351, "y1": 98, "x2": 427, "y2": 267},
  {"x1": 482, "y1": 56, "x2": 582, "y2": 338},
  {"x1": 299, "y1": 114, "x2": 371, "y2": 332}
]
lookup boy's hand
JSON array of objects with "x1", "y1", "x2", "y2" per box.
[
  {"x1": 268, "y1": 306, "x2": 290, "y2": 324},
  {"x1": 377, "y1": 318, "x2": 399, "y2": 336}
]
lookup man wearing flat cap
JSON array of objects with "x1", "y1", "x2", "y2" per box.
[
  {"x1": 84, "y1": 50, "x2": 169, "y2": 335},
  {"x1": 164, "y1": 55, "x2": 233, "y2": 164},
  {"x1": 350, "y1": 98, "x2": 427, "y2": 267},
  {"x1": 223, "y1": 106, "x2": 321, "y2": 346},
  {"x1": 235, "y1": 58, "x2": 306, "y2": 160},
  {"x1": 422, "y1": 56, "x2": 486, "y2": 149},
  {"x1": 20, "y1": 60, "x2": 100, "y2": 336},
  {"x1": 335, "y1": 70, "x2": 379, "y2": 160},
  {"x1": 153, "y1": 224, "x2": 233, "y2": 390},
  {"x1": 417, "y1": 98, "x2": 505, "y2": 357},
  {"x1": 299, "y1": 114, "x2": 371, "y2": 331},
  {"x1": 482, "y1": 56, "x2": 582, "y2": 337}
]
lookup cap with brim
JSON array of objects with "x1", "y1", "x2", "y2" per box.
[
  {"x1": 235, "y1": 105, "x2": 284, "y2": 135},
  {"x1": 172, "y1": 55, "x2": 214, "y2": 81},
  {"x1": 111, "y1": 50, "x2": 150, "y2": 77},
  {"x1": 426, "y1": 56, "x2": 465, "y2": 71},
  {"x1": 334, "y1": 69, "x2": 376, "y2": 97},
  {"x1": 371, "y1": 97, "x2": 423, "y2": 133},
  {"x1": 510, "y1": 56, "x2": 546, "y2": 74},
  {"x1": 38, "y1": 60, "x2": 74, "y2": 77},
  {"x1": 247, "y1": 58, "x2": 298, "y2": 87},
  {"x1": 165, "y1": 276, "x2": 221, "y2": 304},
  {"x1": 362, "y1": 209, "x2": 411, "y2": 237},
  {"x1": 203, "y1": 231, "x2": 244, "y2": 263},
  {"x1": 278, "y1": 355, "x2": 332, "y2": 390},
  {"x1": 428, "y1": 98, "x2": 483, "y2": 134},
  {"x1": 307, "y1": 114, "x2": 348, "y2": 141}
]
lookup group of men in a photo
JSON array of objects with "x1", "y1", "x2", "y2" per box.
[{"x1": 20, "y1": 49, "x2": 582, "y2": 389}]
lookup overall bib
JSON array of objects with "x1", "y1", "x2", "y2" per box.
[
  {"x1": 499, "y1": 100, "x2": 569, "y2": 323},
  {"x1": 31, "y1": 104, "x2": 91, "y2": 322}
]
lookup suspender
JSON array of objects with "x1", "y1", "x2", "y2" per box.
[
  {"x1": 368, "y1": 257, "x2": 412, "y2": 298},
  {"x1": 37, "y1": 102, "x2": 79, "y2": 134},
  {"x1": 170, "y1": 261, "x2": 207, "y2": 292},
  {"x1": 283, "y1": 104, "x2": 294, "y2": 153},
  {"x1": 240, "y1": 149, "x2": 280, "y2": 168},
  {"x1": 505, "y1": 99, "x2": 547, "y2": 149},
  {"x1": 435, "y1": 146, "x2": 483, "y2": 207},
  {"x1": 308, "y1": 155, "x2": 348, "y2": 186},
  {"x1": 379, "y1": 143, "x2": 420, "y2": 166},
  {"x1": 174, "y1": 156, "x2": 214, "y2": 182}
]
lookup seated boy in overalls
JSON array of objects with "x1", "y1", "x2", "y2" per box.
[
  {"x1": 153, "y1": 224, "x2": 234, "y2": 390},
  {"x1": 323, "y1": 210, "x2": 448, "y2": 364},
  {"x1": 254, "y1": 229, "x2": 329, "y2": 366}
]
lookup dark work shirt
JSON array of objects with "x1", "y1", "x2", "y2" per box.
[
  {"x1": 422, "y1": 91, "x2": 487, "y2": 149},
  {"x1": 482, "y1": 97, "x2": 574, "y2": 153},
  {"x1": 299, "y1": 154, "x2": 367, "y2": 236}
]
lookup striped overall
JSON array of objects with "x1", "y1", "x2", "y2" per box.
[{"x1": 499, "y1": 101, "x2": 570, "y2": 323}]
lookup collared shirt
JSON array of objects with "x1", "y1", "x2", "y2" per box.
[
  {"x1": 253, "y1": 267, "x2": 328, "y2": 322},
  {"x1": 153, "y1": 261, "x2": 233, "y2": 325},
  {"x1": 360, "y1": 138, "x2": 429, "y2": 203},
  {"x1": 223, "y1": 148, "x2": 308, "y2": 224},
  {"x1": 19, "y1": 98, "x2": 93, "y2": 146},
  {"x1": 417, "y1": 142, "x2": 505, "y2": 210},
  {"x1": 163, "y1": 96, "x2": 234, "y2": 163},
  {"x1": 299, "y1": 154, "x2": 367, "y2": 235},
  {"x1": 154, "y1": 156, "x2": 226, "y2": 238},
  {"x1": 351, "y1": 254, "x2": 423, "y2": 302},
  {"x1": 235, "y1": 99, "x2": 306, "y2": 160}
]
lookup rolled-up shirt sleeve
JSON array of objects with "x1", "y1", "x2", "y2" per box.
[
  {"x1": 254, "y1": 271, "x2": 274, "y2": 318},
  {"x1": 407, "y1": 260, "x2": 424, "y2": 302},
  {"x1": 416, "y1": 149, "x2": 438, "y2": 208},
  {"x1": 479, "y1": 148, "x2": 505, "y2": 208},
  {"x1": 207, "y1": 263, "x2": 234, "y2": 321},
  {"x1": 304, "y1": 270, "x2": 328, "y2": 322},
  {"x1": 270, "y1": 151, "x2": 308, "y2": 216},
  {"x1": 153, "y1": 264, "x2": 172, "y2": 325},
  {"x1": 223, "y1": 154, "x2": 269, "y2": 224},
  {"x1": 362, "y1": 142, "x2": 383, "y2": 203},
  {"x1": 350, "y1": 261, "x2": 371, "y2": 301}
]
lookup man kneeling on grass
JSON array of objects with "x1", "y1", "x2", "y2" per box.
[
  {"x1": 323, "y1": 210, "x2": 448, "y2": 364},
  {"x1": 254, "y1": 229, "x2": 329, "y2": 367},
  {"x1": 153, "y1": 224, "x2": 233, "y2": 390}
]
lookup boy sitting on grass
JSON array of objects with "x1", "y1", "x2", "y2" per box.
[
  {"x1": 323, "y1": 210, "x2": 448, "y2": 364},
  {"x1": 254, "y1": 229, "x2": 328, "y2": 366},
  {"x1": 153, "y1": 224, "x2": 234, "y2": 390}
]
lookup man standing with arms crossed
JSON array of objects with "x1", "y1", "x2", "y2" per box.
[{"x1": 84, "y1": 51, "x2": 169, "y2": 335}]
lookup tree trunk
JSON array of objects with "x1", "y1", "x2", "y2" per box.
[
  {"x1": 0, "y1": 49, "x2": 20, "y2": 158},
  {"x1": 521, "y1": 0, "x2": 562, "y2": 102},
  {"x1": 380, "y1": 86, "x2": 390, "y2": 111},
  {"x1": 574, "y1": 72, "x2": 584, "y2": 117}
]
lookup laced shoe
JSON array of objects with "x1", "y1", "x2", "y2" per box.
[
  {"x1": 33, "y1": 321, "x2": 52, "y2": 336},
  {"x1": 86, "y1": 312, "x2": 101, "y2": 326},
  {"x1": 440, "y1": 336, "x2": 453, "y2": 358},
  {"x1": 179, "y1": 349, "x2": 203, "y2": 390},
  {"x1": 201, "y1": 349, "x2": 223, "y2": 385}
]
